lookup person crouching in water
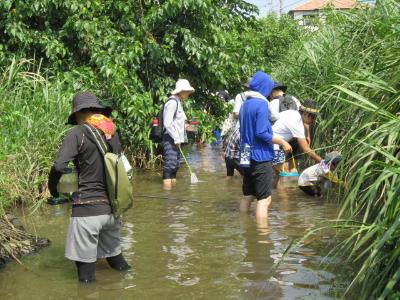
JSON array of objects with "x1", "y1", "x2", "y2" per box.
[
  {"x1": 163, "y1": 79, "x2": 195, "y2": 189},
  {"x1": 298, "y1": 151, "x2": 342, "y2": 196},
  {"x1": 48, "y1": 92, "x2": 130, "y2": 283}
]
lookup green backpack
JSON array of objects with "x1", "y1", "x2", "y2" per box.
[{"x1": 83, "y1": 124, "x2": 133, "y2": 218}]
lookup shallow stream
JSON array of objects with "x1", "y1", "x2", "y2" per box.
[{"x1": 0, "y1": 145, "x2": 345, "y2": 299}]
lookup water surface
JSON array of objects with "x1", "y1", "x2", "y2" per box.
[{"x1": 0, "y1": 145, "x2": 343, "y2": 299}]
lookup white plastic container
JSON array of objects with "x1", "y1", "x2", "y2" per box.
[{"x1": 279, "y1": 171, "x2": 299, "y2": 188}]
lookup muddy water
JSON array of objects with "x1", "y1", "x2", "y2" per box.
[{"x1": 0, "y1": 145, "x2": 344, "y2": 299}]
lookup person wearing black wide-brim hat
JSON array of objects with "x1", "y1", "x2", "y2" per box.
[
  {"x1": 48, "y1": 91, "x2": 131, "y2": 283},
  {"x1": 66, "y1": 92, "x2": 113, "y2": 125}
]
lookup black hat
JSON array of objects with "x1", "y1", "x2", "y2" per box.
[
  {"x1": 272, "y1": 82, "x2": 288, "y2": 92},
  {"x1": 67, "y1": 92, "x2": 112, "y2": 125},
  {"x1": 217, "y1": 90, "x2": 231, "y2": 102}
]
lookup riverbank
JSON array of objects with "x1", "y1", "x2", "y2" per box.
[{"x1": 0, "y1": 214, "x2": 50, "y2": 269}]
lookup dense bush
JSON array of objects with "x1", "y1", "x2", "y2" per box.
[
  {"x1": 273, "y1": 1, "x2": 400, "y2": 298},
  {"x1": 0, "y1": 0, "x2": 303, "y2": 165},
  {"x1": 0, "y1": 1, "x2": 303, "y2": 208}
]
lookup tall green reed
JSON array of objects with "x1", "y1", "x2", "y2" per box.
[
  {"x1": 273, "y1": 1, "x2": 400, "y2": 297},
  {"x1": 0, "y1": 59, "x2": 71, "y2": 211}
]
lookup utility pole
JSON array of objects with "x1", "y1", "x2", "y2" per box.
[
  {"x1": 279, "y1": 0, "x2": 283, "y2": 16},
  {"x1": 266, "y1": 0, "x2": 273, "y2": 14}
]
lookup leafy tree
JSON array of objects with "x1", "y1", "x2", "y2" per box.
[{"x1": 0, "y1": 0, "x2": 302, "y2": 165}]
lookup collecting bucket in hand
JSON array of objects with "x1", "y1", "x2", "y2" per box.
[
  {"x1": 57, "y1": 167, "x2": 78, "y2": 194},
  {"x1": 279, "y1": 171, "x2": 300, "y2": 188},
  {"x1": 278, "y1": 155, "x2": 299, "y2": 188}
]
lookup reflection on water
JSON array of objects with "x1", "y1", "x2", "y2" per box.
[
  {"x1": 165, "y1": 204, "x2": 199, "y2": 286},
  {"x1": 0, "y1": 144, "x2": 344, "y2": 299}
]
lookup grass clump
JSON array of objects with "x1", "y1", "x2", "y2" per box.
[
  {"x1": 273, "y1": 1, "x2": 400, "y2": 297},
  {"x1": 0, "y1": 59, "x2": 71, "y2": 211}
]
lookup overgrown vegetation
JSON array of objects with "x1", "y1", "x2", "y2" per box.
[
  {"x1": 273, "y1": 1, "x2": 400, "y2": 298},
  {"x1": 0, "y1": 60, "x2": 71, "y2": 211},
  {"x1": 3, "y1": 0, "x2": 399, "y2": 297},
  {"x1": 0, "y1": 2, "x2": 302, "y2": 208}
]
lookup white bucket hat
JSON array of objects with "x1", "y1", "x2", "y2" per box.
[{"x1": 172, "y1": 79, "x2": 195, "y2": 95}]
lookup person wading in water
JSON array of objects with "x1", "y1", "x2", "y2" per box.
[
  {"x1": 48, "y1": 92, "x2": 130, "y2": 283},
  {"x1": 162, "y1": 79, "x2": 195, "y2": 189},
  {"x1": 239, "y1": 71, "x2": 292, "y2": 223}
]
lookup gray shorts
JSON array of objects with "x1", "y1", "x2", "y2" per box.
[{"x1": 65, "y1": 215, "x2": 121, "y2": 263}]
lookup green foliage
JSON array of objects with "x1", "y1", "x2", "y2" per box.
[
  {"x1": 0, "y1": 0, "x2": 303, "y2": 165},
  {"x1": 0, "y1": 59, "x2": 71, "y2": 209},
  {"x1": 0, "y1": 0, "x2": 259, "y2": 161},
  {"x1": 273, "y1": 1, "x2": 400, "y2": 298},
  {"x1": 0, "y1": 2, "x2": 303, "y2": 208}
]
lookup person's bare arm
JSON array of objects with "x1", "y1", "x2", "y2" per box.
[
  {"x1": 272, "y1": 136, "x2": 292, "y2": 152},
  {"x1": 297, "y1": 137, "x2": 321, "y2": 162},
  {"x1": 303, "y1": 123, "x2": 311, "y2": 145}
]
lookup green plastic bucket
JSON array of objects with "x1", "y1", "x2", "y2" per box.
[{"x1": 57, "y1": 167, "x2": 78, "y2": 194}]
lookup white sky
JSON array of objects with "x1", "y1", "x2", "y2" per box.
[{"x1": 246, "y1": 0, "x2": 309, "y2": 15}]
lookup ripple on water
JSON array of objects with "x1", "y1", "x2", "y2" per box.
[{"x1": 0, "y1": 145, "x2": 346, "y2": 300}]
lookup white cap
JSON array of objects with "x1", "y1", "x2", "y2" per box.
[{"x1": 171, "y1": 79, "x2": 195, "y2": 95}]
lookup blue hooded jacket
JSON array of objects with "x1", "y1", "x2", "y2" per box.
[
  {"x1": 249, "y1": 71, "x2": 275, "y2": 98},
  {"x1": 239, "y1": 71, "x2": 275, "y2": 162}
]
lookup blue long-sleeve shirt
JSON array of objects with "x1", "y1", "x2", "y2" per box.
[{"x1": 240, "y1": 98, "x2": 274, "y2": 162}]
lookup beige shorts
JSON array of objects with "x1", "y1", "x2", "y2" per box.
[{"x1": 65, "y1": 215, "x2": 121, "y2": 263}]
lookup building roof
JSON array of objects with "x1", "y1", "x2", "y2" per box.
[{"x1": 290, "y1": 0, "x2": 357, "y2": 12}]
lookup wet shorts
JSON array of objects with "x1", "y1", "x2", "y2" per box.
[
  {"x1": 65, "y1": 215, "x2": 121, "y2": 263},
  {"x1": 242, "y1": 160, "x2": 273, "y2": 200}
]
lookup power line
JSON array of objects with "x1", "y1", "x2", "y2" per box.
[{"x1": 282, "y1": 0, "x2": 309, "y2": 11}]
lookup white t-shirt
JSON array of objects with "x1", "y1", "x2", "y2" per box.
[
  {"x1": 269, "y1": 96, "x2": 301, "y2": 122},
  {"x1": 298, "y1": 162, "x2": 330, "y2": 186},
  {"x1": 272, "y1": 110, "x2": 305, "y2": 149}
]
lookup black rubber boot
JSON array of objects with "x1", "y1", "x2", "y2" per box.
[
  {"x1": 106, "y1": 253, "x2": 131, "y2": 271},
  {"x1": 75, "y1": 261, "x2": 96, "y2": 283}
]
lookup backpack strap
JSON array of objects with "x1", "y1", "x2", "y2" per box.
[
  {"x1": 165, "y1": 96, "x2": 179, "y2": 118},
  {"x1": 162, "y1": 97, "x2": 180, "y2": 134},
  {"x1": 240, "y1": 93, "x2": 246, "y2": 102},
  {"x1": 82, "y1": 124, "x2": 109, "y2": 156}
]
